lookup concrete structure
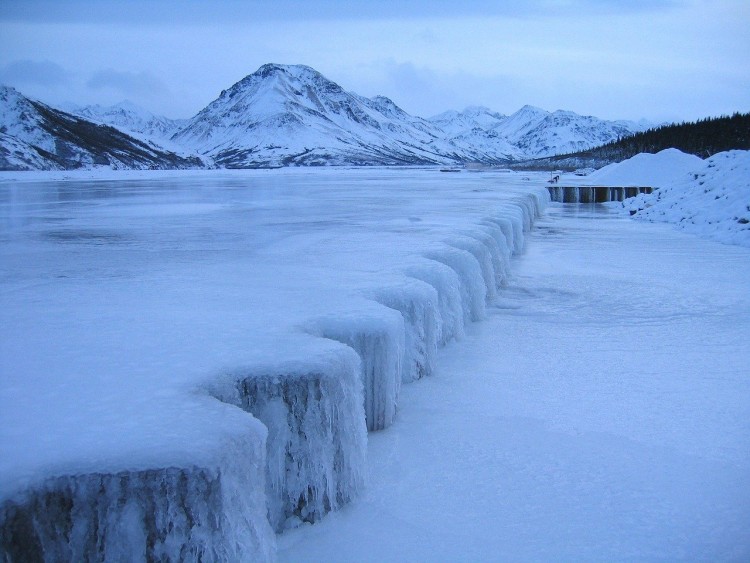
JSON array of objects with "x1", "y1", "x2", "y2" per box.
[{"x1": 547, "y1": 186, "x2": 653, "y2": 203}]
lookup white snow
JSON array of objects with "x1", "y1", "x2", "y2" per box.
[
  {"x1": 3, "y1": 148, "x2": 747, "y2": 559},
  {"x1": 625, "y1": 150, "x2": 750, "y2": 247},
  {"x1": 586, "y1": 147, "x2": 704, "y2": 187},
  {"x1": 430, "y1": 104, "x2": 650, "y2": 160},
  {"x1": 586, "y1": 148, "x2": 750, "y2": 248}
]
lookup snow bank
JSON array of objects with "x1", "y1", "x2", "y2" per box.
[
  {"x1": 624, "y1": 150, "x2": 750, "y2": 247},
  {"x1": 587, "y1": 148, "x2": 703, "y2": 187}
]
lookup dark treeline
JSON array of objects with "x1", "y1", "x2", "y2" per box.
[{"x1": 511, "y1": 112, "x2": 750, "y2": 171}]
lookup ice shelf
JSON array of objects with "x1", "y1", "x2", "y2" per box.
[{"x1": 0, "y1": 169, "x2": 548, "y2": 561}]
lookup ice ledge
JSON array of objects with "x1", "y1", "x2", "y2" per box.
[
  {"x1": 0, "y1": 187, "x2": 550, "y2": 561},
  {"x1": 0, "y1": 425, "x2": 275, "y2": 562}
]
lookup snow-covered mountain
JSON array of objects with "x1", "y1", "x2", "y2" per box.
[
  {"x1": 173, "y1": 64, "x2": 463, "y2": 167},
  {"x1": 430, "y1": 104, "x2": 650, "y2": 159},
  {"x1": 0, "y1": 85, "x2": 204, "y2": 171},
  {"x1": 72, "y1": 100, "x2": 187, "y2": 141},
  {"x1": 429, "y1": 106, "x2": 507, "y2": 137},
  {"x1": 1, "y1": 64, "x2": 654, "y2": 170}
]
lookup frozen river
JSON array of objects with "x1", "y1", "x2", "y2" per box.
[
  {"x1": 279, "y1": 205, "x2": 750, "y2": 561},
  {"x1": 1, "y1": 169, "x2": 547, "y2": 559},
  {"x1": 1, "y1": 169, "x2": 748, "y2": 560}
]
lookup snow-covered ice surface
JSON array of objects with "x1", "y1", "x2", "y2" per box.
[
  {"x1": 0, "y1": 168, "x2": 547, "y2": 558},
  {"x1": 278, "y1": 204, "x2": 750, "y2": 562}
]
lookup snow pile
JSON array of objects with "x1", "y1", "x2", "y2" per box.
[
  {"x1": 587, "y1": 148, "x2": 703, "y2": 187},
  {"x1": 625, "y1": 150, "x2": 750, "y2": 247}
]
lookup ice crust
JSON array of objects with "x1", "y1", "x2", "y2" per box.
[{"x1": 0, "y1": 168, "x2": 548, "y2": 560}]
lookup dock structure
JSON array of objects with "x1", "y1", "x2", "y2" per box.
[{"x1": 547, "y1": 186, "x2": 653, "y2": 203}]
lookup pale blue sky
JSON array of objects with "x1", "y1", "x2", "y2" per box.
[{"x1": 1, "y1": 0, "x2": 748, "y2": 122}]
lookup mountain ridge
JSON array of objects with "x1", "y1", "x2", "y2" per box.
[
  {"x1": 1, "y1": 64, "x2": 655, "y2": 170},
  {"x1": 0, "y1": 85, "x2": 206, "y2": 171}
]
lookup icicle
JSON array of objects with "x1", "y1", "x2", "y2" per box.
[
  {"x1": 0, "y1": 425, "x2": 275, "y2": 562},
  {"x1": 369, "y1": 279, "x2": 441, "y2": 383},
  {"x1": 424, "y1": 245, "x2": 487, "y2": 323},
  {"x1": 210, "y1": 344, "x2": 367, "y2": 532},
  {"x1": 309, "y1": 308, "x2": 405, "y2": 432}
]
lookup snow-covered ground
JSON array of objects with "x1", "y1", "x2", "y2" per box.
[
  {"x1": 279, "y1": 204, "x2": 750, "y2": 561},
  {"x1": 623, "y1": 150, "x2": 750, "y2": 247}
]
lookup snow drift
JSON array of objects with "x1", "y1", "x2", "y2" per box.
[{"x1": 623, "y1": 150, "x2": 750, "y2": 247}]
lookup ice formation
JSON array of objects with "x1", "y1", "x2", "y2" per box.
[
  {"x1": 368, "y1": 278, "x2": 441, "y2": 383},
  {"x1": 0, "y1": 415, "x2": 275, "y2": 562},
  {"x1": 0, "y1": 169, "x2": 549, "y2": 561},
  {"x1": 207, "y1": 341, "x2": 367, "y2": 533},
  {"x1": 309, "y1": 306, "x2": 405, "y2": 432}
]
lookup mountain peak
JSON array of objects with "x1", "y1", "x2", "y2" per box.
[
  {"x1": 515, "y1": 104, "x2": 548, "y2": 116},
  {"x1": 254, "y1": 63, "x2": 318, "y2": 79}
]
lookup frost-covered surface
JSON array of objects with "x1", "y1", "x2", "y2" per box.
[
  {"x1": 279, "y1": 205, "x2": 750, "y2": 561},
  {"x1": 624, "y1": 150, "x2": 750, "y2": 247},
  {"x1": 208, "y1": 341, "x2": 367, "y2": 533},
  {"x1": 0, "y1": 429, "x2": 275, "y2": 562},
  {"x1": 0, "y1": 168, "x2": 547, "y2": 559}
]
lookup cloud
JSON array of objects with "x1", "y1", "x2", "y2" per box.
[
  {"x1": 86, "y1": 69, "x2": 167, "y2": 97},
  {"x1": 0, "y1": 0, "x2": 685, "y2": 24},
  {"x1": 350, "y1": 60, "x2": 520, "y2": 117},
  {"x1": 0, "y1": 59, "x2": 71, "y2": 87}
]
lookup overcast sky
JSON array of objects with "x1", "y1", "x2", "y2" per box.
[{"x1": 1, "y1": 0, "x2": 748, "y2": 123}]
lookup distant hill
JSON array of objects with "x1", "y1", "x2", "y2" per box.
[{"x1": 513, "y1": 112, "x2": 750, "y2": 171}]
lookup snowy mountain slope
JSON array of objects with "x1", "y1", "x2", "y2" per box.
[
  {"x1": 512, "y1": 110, "x2": 648, "y2": 157},
  {"x1": 0, "y1": 85, "x2": 205, "y2": 170},
  {"x1": 488, "y1": 105, "x2": 550, "y2": 141},
  {"x1": 72, "y1": 100, "x2": 187, "y2": 141},
  {"x1": 431, "y1": 104, "x2": 650, "y2": 159},
  {"x1": 1, "y1": 64, "x2": 655, "y2": 170},
  {"x1": 173, "y1": 64, "x2": 465, "y2": 167},
  {"x1": 429, "y1": 106, "x2": 507, "y2": 137}
]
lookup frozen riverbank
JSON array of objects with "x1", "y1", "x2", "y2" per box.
[{"x1": 279, "y1": 204, "x2": 750, "y2": 561}]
